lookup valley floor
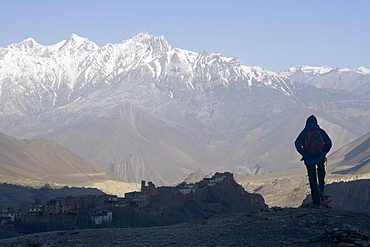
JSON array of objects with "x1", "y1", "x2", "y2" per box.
[{"x1": 0, "y1": 207, "x2": 369, "y2": 247}]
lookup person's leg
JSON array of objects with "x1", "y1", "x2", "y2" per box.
[
  {"x1": 305, "y1": 164, "x2": 320, "y2": 205},
  {"x1": 317, "y1": 161, "x2": 326, "y2": 194}
]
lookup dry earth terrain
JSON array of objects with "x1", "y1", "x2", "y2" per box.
[{"x1": 0, "y1": 207, "x2": 369, "y2": 247}]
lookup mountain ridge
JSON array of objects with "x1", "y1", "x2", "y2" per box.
[
  {"x1": 0, "y1": 131, "x2": 139, "y2": 196},
  {"x1": 0, "y1": 32, "x2": 302, "y2": 119},
  {"x1": 279, "y1": 65, "x2": 370, "y2": 96},
  {"x1": 1, "y1": 32, "x2": 369, "y2": 185}
]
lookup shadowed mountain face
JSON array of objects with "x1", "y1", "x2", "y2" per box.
[
  {"x1": 0, "y1": 183, "x2": 105, "y2": 211},
  {"x1": 0, "y1": 132, "x2": 119, "y2": 185},
  {"x1": 0, "y1": 33, "x2": 369, "y2": 185},
  {"x1": 327, "y1": 132, "x2": 370, "y2": 175},
  {"x1": 0, "y1": 132, "x2": 140, "y2": 195},
  {"x1": 43, "y1": 103, "x2": 233, "y2": 185}
]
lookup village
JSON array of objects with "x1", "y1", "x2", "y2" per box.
[{"x1": 0, "y1": 172, "x2": 236, "y2": 233}]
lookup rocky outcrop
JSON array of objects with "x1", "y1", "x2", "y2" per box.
[
  {"x1": 302, "y1": 179, "x2": 370, "y2": 211},
  {"x1": 239, "y1": 171, "x2": 370, "y2": 210},
  {"x1": 115, "y1": 173, "x2": 266, "y2": 228}
]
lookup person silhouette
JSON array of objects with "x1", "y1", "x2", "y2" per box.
[{"x1": 295, "y1": 115, "x2": 332, "y2": 207}]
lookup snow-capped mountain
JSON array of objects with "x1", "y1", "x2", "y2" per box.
[
  {"x1": 0, "y1": 32, "x2": 294, "y2": 119},
  {"x1": 1, "y1": 32, "x2": 369, "y2": 185},
  {"x1": 279, "y1": 65, "x2": 370, "y2": 96}
]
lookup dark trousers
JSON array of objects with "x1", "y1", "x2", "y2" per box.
[{"x1": 305, "y1": 162, "x2": 326, "y2": 205}]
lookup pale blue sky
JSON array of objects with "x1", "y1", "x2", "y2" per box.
[{"x1": 1, "y1": 0, "x2": 369, "y2": 72}]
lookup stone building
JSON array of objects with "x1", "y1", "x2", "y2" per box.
[{"x1": 90, "y1": 210, "x2": 113, "y2": 225}]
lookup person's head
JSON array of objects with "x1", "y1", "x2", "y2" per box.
[{"x1": 306, "y1": 115, "x2": 318, "y2": 125}]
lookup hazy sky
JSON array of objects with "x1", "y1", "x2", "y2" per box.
[{"x1": 1, "y1": 0, "x2": 369, "y2": 72}]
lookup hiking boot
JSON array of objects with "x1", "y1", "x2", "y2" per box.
[{"x1": 319, "y1": 189, "x2": 330, "y2": 199}]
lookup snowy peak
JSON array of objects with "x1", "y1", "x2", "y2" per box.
[
  {"x1": 130, "y1": 32, "x2": 166, "y2": 44},
  {"x1": 279, "y1": 65, "x2": 370, "y2": 96},
  {"x1": 279, "y1": 65, "x2": 332, "y2": 77},
  {"x1": 19, "y1": 37, "x2": 39, "y2": 48},
  {"x1": 59, "y1": 33, "x2": 99, "y2": 52},
  {"x1": 0, "y1": 37, "x2": 41, "y2": 56},
  {"x1": 355, "y1": 66, "x2": 370, "y2": 75},
  {"x1": 119, "y1": 31, "x2": 172, "y2": 59},
  {"x1": 280, "y1": 65, "x2": 370, "y2": 77},
  {"x1": 196, "y1": 51, "x2": 241, "y2": 67},
  {"x1": 299, "y1": 65, "x2": 333, "y2": 75}
]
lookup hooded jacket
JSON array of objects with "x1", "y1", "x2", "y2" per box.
[{"x1": 295, "y1": 122, "x2": 332, "y2": 165}]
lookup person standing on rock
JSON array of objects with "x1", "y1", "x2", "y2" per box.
[{"x1": 295, "y1": 115, "x2": 332, "y2": 208}]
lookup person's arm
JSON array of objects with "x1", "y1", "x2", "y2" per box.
[{"x1": 321, "y1": 129, "x2": 332, "y2": 155}]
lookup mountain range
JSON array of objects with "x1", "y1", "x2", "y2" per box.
[
  {"x1": 279, "y1": 65, "x2": 370, "y2": 97},
  {"x1": 0, "y1": 32, "x2": 369, "y2": 186}
]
